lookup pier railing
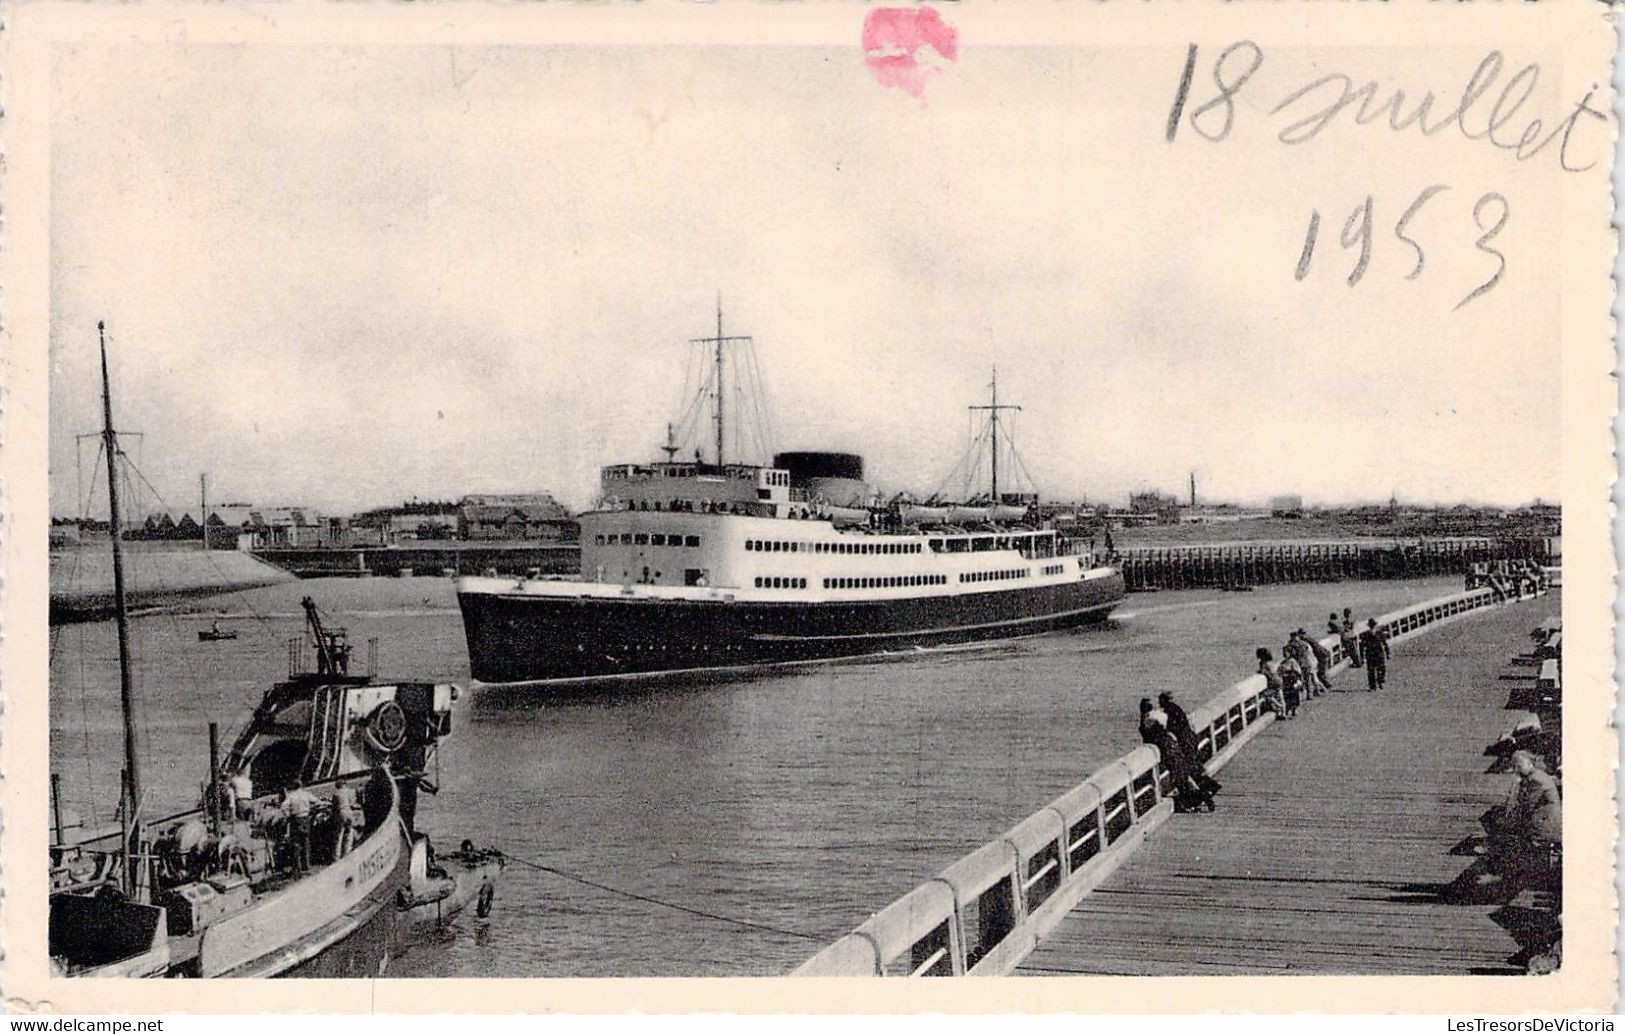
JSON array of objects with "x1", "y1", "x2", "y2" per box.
[{"x1": 793, "y1": 582, "x2": 1526, "y2": 977}]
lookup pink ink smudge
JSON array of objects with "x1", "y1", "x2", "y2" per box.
[{"x1": 862, "y1": 7, "x2": 958, "y2": 102}]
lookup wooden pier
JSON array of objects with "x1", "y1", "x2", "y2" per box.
[
  {"x1": 1114, "y1": 536, "x2": 1554, "y2": 592},
  {"x1": 1016, "y1": 590, "x2": 1560, "y2": 976}
]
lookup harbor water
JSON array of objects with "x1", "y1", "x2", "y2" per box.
[{"x1": 50, "y1": 573, "x2": 1466, "y2": 977}]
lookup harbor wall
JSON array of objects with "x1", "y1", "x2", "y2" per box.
[
  {"x1": 793, "y1": 581, "x2": 1540, "y2": 977},
  {"x1": 1114, "y1": 536, "x2": 1553, "y2": 592},
  {"x1": 49, "y1": 547, "x2": 295, "y2": 624}
]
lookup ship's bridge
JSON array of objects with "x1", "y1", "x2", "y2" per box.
[{"x1": 600, "y1": 461, "x2": 798, "y2": 516}]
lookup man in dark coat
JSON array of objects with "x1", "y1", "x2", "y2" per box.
[
  {"x1": 1158, "y1": 691, "x2": 1221, "y2": 795},
  {"x1": 1144, "y1": 710, "x2": 1214, "y2": 813}
]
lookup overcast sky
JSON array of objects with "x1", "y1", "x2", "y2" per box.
[{"x1": 49, "y1": 42, "x2": 1569, "y2": 516}]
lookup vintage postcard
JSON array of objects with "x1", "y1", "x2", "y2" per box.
[{"x1": 1, "y1": 0, "x2": 1616, "y2": 1015}]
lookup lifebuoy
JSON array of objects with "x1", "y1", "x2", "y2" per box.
[
  {"x1": 363, "y1": 700, "x2": 408, "y2": 753},
  {"x1": 476, "y1": 882, "x2": 496, "y2": 919}
]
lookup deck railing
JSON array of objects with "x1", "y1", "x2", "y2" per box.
[{"x1": 793, "y1": 582, "x2": 1533, "y2": 976}]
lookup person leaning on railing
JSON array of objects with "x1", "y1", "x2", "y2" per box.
[
  {"x1": 1305, "y1": 630, "x2": 1333, "y2": 694},
  {"x1": 1340, "y1": 609, "x2": 1361, "y2": 668},
  {"x1": 1140, "y1": 708, "x2": 1215, "y2": 813},
  {"x1": 1255, "y1": 648, "x2": 1287, "y2": 717},
  {"x1": 1277, "y1": 649, "x2": 1303, "y2": 719},
  {"x1": 1157, "y1": 691, "x2": 1221, "y2": 797}
]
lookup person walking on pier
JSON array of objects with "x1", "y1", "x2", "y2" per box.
[
  {"x1": 1158, "y1": 691, "x2": 1221, "y2": 796},
  {"x1": 1256, "y1": 648, "x2": 1287, "y2": 717},
  {"x1": 1340, "y1": 609, "x2": 1362, "y2": 667},
  {"x1": 1359, "y1": 618, "x2": 1390, "y2": 690}
]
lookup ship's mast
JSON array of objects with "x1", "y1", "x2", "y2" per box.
[
  {"x1": 98, "y1": 322, "x2": 143, "y2": 847},
  {"x1": 689, "y1": 295, "x2": 752, "y2": 467},
  {"x1": 715, "y1": 299, "x2": 724, "y2": 466},
  {"x1": 969, "y1": 368, "x2": 1021, "y2": 504}
]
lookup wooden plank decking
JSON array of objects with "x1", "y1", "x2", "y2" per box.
[{"x1": 1017, "y1": 591, "x2": 1560, "y2": 976}]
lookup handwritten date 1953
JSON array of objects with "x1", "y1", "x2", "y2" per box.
[{"x1": 1294, "y1": 188, "x2": 1508, "y2": 311}]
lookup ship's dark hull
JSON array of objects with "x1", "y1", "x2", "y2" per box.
[{"x1": 459, "y1": 572, "x2": 1127, "y2": 686}]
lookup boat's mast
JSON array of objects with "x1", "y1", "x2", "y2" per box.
[
  {"x1": 199, "y1": 472, "x2": 208, "y2": 551},
  {"x1": 714, "y1": 296, "x2": 725, "y2": 467},
  {"x1": 969, "y1": 367, "x2": 1020, "y2": 505},
  {"x1": 98, "y1": 321, "x2": 142, "y2": 829},
  {"x1": 991, "y1": 371, "x2": 999, "y2": 504}
]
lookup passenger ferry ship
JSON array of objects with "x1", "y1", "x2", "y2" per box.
[{"x1": 457, "y1": 310, "x2": 1125, "y2": 687}]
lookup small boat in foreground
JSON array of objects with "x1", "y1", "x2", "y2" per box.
[
  {"x1": 198, "y1": 621, "x2": 238, "y2": 642},
  {"x1": 49, "y1": 323, "x2": 499, "y2": 978}
]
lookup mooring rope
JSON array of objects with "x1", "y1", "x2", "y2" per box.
[{"x1": 498, "y1": 851, "x2": 823, "y2": 942}]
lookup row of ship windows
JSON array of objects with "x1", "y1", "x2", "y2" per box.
[
  {"x1": 594, "y1": 533, "x2": 703, "y2": 548},
  {"x1": 754, "y1": 574, "x2": 950, "y2": 590},
  {"x1": 1042, "y1": 563, "x2": 1065, "y2": 576},
  {"x1": 828, "y1": 574, "x2": 947, "y2": 589},
  {"x1": 960, "y1": 568, "x2": 1030, "y2": 583},
  {"x1": 746, "y1": 539, "x2": 923, "y2": 555}
]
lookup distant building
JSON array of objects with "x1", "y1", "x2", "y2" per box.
[
  {"x1": 1128, "y1": 491, "x2": 1181, "y2": 525},
  {"x1": 458, "y1": 493, "x2": 577, "y2": 542},
  {"x1": 204, "y1": 504, "x2": 332, "y2": 549},
  {"x1": 386, "y1": 513, "x2": 459, "y2": 541},
  {"x1": 1269, "y1": 494, "x2": 1305, "y2": 517}
]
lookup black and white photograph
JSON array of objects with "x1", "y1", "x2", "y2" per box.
[{"x1": 4, "y1": 0, "x2": 1617, "y2": 1014}]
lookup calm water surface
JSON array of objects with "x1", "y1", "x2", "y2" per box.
[{"x1": 49, "y1": 573, "x2": 1464, "y2": 976}]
